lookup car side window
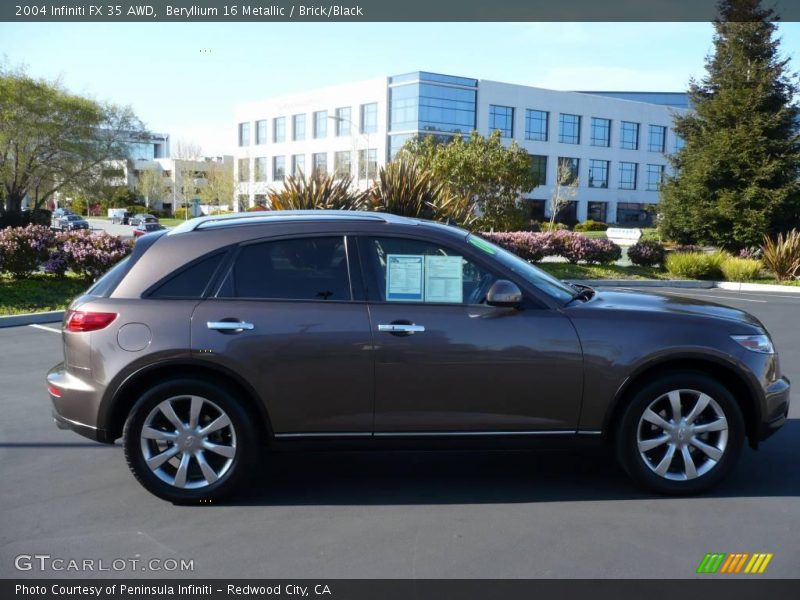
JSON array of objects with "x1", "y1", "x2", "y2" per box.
[
  {"x1": 148, "y1": 252, "x2": 226, "y2": 299},
  {"x1": 363, "y1": 237, "x2": 497, "y2": 305},
  {"x1": 218, "y1": 236, "x2": 351, "y2": 301}
]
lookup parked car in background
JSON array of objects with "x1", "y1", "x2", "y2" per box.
[
  {"x1": 46, "y1": 211, "x2": 790, "y2": 503},
  {"x1": 109, "y1": 208, "x2": 131, "y2": 225},
  {"x1": 56, "y1": 214, "x2": 89, "y2": 231},
  {"x1": 133, "y1": 222, "x2": 166, "y2": 238},
  {"x1": 129, "y1": 214, "x2": 158, "y2": 227}
]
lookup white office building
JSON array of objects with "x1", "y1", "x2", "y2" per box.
[{"x1": 234, "y1": 72, "x2": 689, "y2": 224}]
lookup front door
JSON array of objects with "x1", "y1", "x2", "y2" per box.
[{"x1": 359, "y1": 235, "x2": 583, "y2": 433}]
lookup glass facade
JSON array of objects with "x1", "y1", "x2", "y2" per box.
[
  {"x1": 292, "y1": 114, "x2": 306, "y2": 141},
  {"x1": 588, "y1": 159, "x2": 609, "y2": 188},
  {"x1": 558, "y1": 114, "x2": 581, "y2": 144},
  {"x1": 646, "y1": 164, "x2": 665, "y2": 191},
  {"x1": 557, "y1": 157, "x2": 579, "y2": 184},
  {"x1": 525, "y1": 110, "x2": 548, "y2": 141},
  {"x1": 529, "y1": 154, "x2": 547, "y2": 186},
  {"x1": 590, "y1": 117, "x2": 611, "y2": 147},
  {"x1": 648, "y1": 125, "x2": 667, "y2": 152},
  {"x1": 334, "y1": 150, "x2": 352, "y2": 177},
  {"x1": 620, "y1": 121, "x2": 639, "y2": 150},
  {"x1": 273, "y1": 117, "x2": 286, "y2": 143},
  {"x1": 254, "y1": 157, "x2": 267, "y2": 182},
  {"x1": 389, "y1": 133, "x2": 414, "y2": 159},
  {"x1": 312, "y1": 152, "x2": 327, "y2": 175},
  {"x1": 587, "y1": 201, "x2": 607, "y2": 223},
  {"x1": 238, "y1": 122, "x2": 250, "y2": 147},
  {"x1": 674, "y1": 134, "x2": 685, "y2": 152},
  {"x1": 272, "y1": 156, "x2": 285, "y2": 181},
  {"x1": 617, "y1": 202, "x2": 653, "y2": 226},
  {"x1": 237, "y1": 158, "x2": 249, "y2": 182},
  {"x1": 358, "y1": 148, "x2": 377, "y2": 179},
  {"x1": 335, "y1": 107, "x2": 351, "y2": 136},
  {"x1": 314, "y1": 110, "x2": 328, "y2": 138},
  {"x1": 255, "y1": 120, "x2": 267, "y2": 145},
  {"x1": 292, "y1": 154, "x2": 305, "y2": 177},
  {"x1": 489, "y1": 105, "x2": 514, "y2": 137},
  {"x1": 360, "y1": 103, "x2": 378, "y2": 134},
  {"x1": 390, "y1": 82, "x2": 476, "y2": 134},
  {"x1": 619, "y1": 162, "x2": 638, "y2": 190}
]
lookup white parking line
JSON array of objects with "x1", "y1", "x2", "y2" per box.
[
  {"x1": 655, "y1": 290, "x2": 767, "y2": 303},
  {"x1": 28, "y1": 324, "x2": 61, "y2": 333}
]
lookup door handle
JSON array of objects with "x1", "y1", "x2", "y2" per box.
[
  {"x1": 378, "y1": 323, "x2": 425, "y2": 334},
  {"x1": 207, "y1": 321, "x2": 255, "y2": 332}
]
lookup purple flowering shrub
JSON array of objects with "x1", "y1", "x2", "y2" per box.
[
  {"x1": 0, "y1": 224, "x2": 55, "y2": 278},
  {"x1": 589, "y1": 238, "x2": 623, "y2": 265},
  {"x1": 480, "y1": 230, "x2": 621, "y2": 265},
  {"x1": 54, "y1": 230, "x2": 134, "y2": 279},
  {"x1": 627, "y1": 240, "x2": 667, "y2": 267},
  {"x1": 479, "y1": 231, "x2": 550, "y2": 261}
]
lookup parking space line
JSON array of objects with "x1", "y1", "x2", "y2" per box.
[{"x1": 28, "y1": 324, "x2": 61, "y2": 333}]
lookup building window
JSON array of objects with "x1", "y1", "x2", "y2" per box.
[
  {"x1": 528, "y1": 154, "x2": 547, "y2": 186},
  {"x1": 314, "y1": 110, "x2": 328, "y2": 139},
  {"x1": 588, "y1": 159, "x2": 609, "y2": 188},
  {"x1": 620, "y1": 121, "x2": 639, "y2": 150},
  {"x1": 335, "y1": 107, "x2": 352, "y2": 136},
  {"x1": 489, "y1": 105, "x2": 514, "y2": 138},
  {"x1": 360, "y1": 103, "x2": 378, "y2": 134},
  {"x1": 526, "y1": 199, "x2": 546, "y2": 221},
  {"x1": 238, "y1": 122, "x2": 250, "y2": 147},
  {"x1": 255, "y1": 120, "x2": 267, "y2": 145},
  {"x1": 617, "y1": 202, "x2": 653, "y2": 226},
  {"x1": 358, "y1": 148, "x2": 377, "y2": 179},
  {"x1": 587, "y1": 201, "x2": 608, "y2": 223},
  {"x1": 254, "y1": 157, "x2": 268, "y2": 182},
  {"x1": 557, "y1": 157, "x2": 579, "y2": 185},
  {"x1": 646, "y1": 164, "x2": 665, "y2": 191},
  {"x1": 273, "y1": 117, "x2": 286, "y2": 143},
  {"x1": 590, "y1": 117, "x2": 611, "y2": 147},
  {"x1": 618, "y1": 162, "x2": 638, "y2": 190},
  {"x1": 292, "y1": 114, "x2": 306, "y2": 141},
  {"x1": 312, "y1": 152, "x2": 327, "y2": 176},
  {"x1": 390, "y1": 81, "x2": 476, "y2": 135},
  {"x1": 674, "y1": 134, "x2": 685, "y2": 152},
  {"x1": 291, "y1": 154, "x2": 305, "y2": 178},
  {"x1": 648, "y1": 125, "x2": 667, "y2": 152},
  {"x1": 558, "y1": 113, "x2": 581, "y2": 144},
  {"x1": 525, "y1": 109, "x2": 548, "y2": 141},
  {"x1": 237, "y1": 158, "x2": 250, "y2": 182},
  {"x1": 272, "y1": 156, "x2": 285, "y2": 181},
  {"x1": 334, "y1": 150, "x2": 351, "y2": 177}
]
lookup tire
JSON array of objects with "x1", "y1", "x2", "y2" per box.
[
  {"x1": 123, "y1": 378, "x2": 258, "y2": 503},
  {"x1": 616, "y1": 372, "x2": 744, "y2": 495}
]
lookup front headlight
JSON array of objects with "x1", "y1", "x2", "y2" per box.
[{"x1": 731, "y1": 334, "x2": 775, "y2": 354}]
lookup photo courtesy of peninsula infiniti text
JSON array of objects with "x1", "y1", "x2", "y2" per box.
[{"x1": 46, "y1": 211, "x2": 791, "y2": 503}]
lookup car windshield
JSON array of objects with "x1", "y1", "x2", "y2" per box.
[
  {"x1": 67, "y1": 215, "x2": 80, "y2": 220},
  {"x1": 466, "y1": 234, "x2": 575, "y2": 304}
]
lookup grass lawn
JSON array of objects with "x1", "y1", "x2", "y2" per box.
[
  {"x1": 751, "y1": 278, "x2": 800, "y2": 286},
  {"x1": 157, "y1": 218, "x2": 185, "y2": 227},
  {"x1": 538, "y1": 262, "x2": 669, "y2": 280},
  {"x1": 0, "y1": 273, "x2": 89, "y2": 316}
]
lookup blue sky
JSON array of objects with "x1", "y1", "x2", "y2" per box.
[{"x1": 2, "y1": 22, "x2": 799, "y2": 154}]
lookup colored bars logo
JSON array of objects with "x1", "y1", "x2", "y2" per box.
[{"x1": 697, "y1": 553, "x2": 773, "y2": 574}]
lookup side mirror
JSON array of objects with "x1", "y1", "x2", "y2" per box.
[{"x1": 486, "y1": 279, "x2": 523, "y2": 307}]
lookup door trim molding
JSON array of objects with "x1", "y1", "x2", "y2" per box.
[{"x1": 274, "y1": 429, "x2": 603, "y2": 439}]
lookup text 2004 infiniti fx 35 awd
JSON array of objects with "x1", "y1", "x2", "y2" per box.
[{"x1": 47, "y1": 212, "x2": 790, "y2": 502}]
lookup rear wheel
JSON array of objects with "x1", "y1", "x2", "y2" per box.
[
  {"x1": 616, "y1": 372, "x2": 744, "y2": 495},
  {"x1": 123, "y1": 379, "x2": 258, "y2": 503}
]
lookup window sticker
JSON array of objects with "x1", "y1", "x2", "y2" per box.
[
  {"x1": 386, "y1": 255, "x2": 424, "y2": 301},
  {"x1": 424, "y1": 255, "x2": 463, "y2": 303}
]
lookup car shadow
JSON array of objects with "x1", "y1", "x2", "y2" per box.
[{"x1": 228, "y1": 419, "x2": 800, "y2": 506}]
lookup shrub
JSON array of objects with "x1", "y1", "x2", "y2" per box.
[
  {"x1": 589, "y1": 238, "x2": 622, "y2": 264},
  {"x1": 125, "y1": 204, "x2": 150, "y2": 215},
  {"x1": 628, "y1": 240, "x2": 667, "y2": 267},
  {"x1": 0, "y1": 209, "x2": 52, "y2": 230},
  {"x1": 539, "y1": 221, "x2": 569, "y2": 232},
  {"x1": 0, "y1": 224, "x2": 55, "y2": 278},
  {"x1": 172, "y1": 207, "x2": 191, "y2": 220},
  {"x1": 761, "y1": 229, "x2": 800, "y2": 281},
  {"x1": 247, "y1": 205, "x2": 268, "y2": 212},
  {"x1": 480, "y1": 231, "x2": 550, "y2": 262},
  {"x1": 56, "y1": 230, "x2": 134, "y2": 280},
  {"x1": 574, "y1": 219, "x2": 608, "y2": 232},
  {"x1": 670, "y1": 244, "x2": 702, "y2": 254},
  {"x1": 721, "y1": 257, "x2": 763, "y2": 282},
  {"x1": 665, "y1": 251, "x2": 727, "y2": 280}
]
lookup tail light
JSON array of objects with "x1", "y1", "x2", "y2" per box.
[{"x1": 65, "y1": 310, "x2": 117, "y2": 332}]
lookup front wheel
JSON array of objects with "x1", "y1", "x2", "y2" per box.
[
  {"x1": 616, "y1": 372, "x2": 744, "y2": 495},
  {"x1": 123, "y1": 379, "x2": 258, "y2": 503}
]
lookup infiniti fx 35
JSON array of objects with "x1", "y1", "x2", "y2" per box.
[{"x1": 47, "y1": 211, "x2": 790, "y2": 502}]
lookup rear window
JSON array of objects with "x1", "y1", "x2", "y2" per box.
[
  {"x1": 86, "y1": 257, "x2": 132, "y2": 297},
  {"x1": 148, "y1": 252, "x2": 226, "y2": 299}
]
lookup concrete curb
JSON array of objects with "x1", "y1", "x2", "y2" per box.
[
  {"x1": 0, "y1": 310, "x2": 64, "y2": 328},
  {"x1": 715, "y1": 281, "x2": 800, "y2": 294}
]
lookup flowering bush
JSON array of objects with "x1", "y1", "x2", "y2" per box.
[
  {"x1": 480, "y1": 230, "x2": 621, "y2": 265},
  {"x1": 589, "y1": 238, "x2": 623, "y2": 265},
  {"x1": 55, "y1": 230, "x2": 134, "y2": 279},
  {"x1": 0, "y1": 224, "x2": 55, "y2": 278},
  {"x1": 627, "y1": 240, "x2": 667, "y2": 267},
  {"x1": 480, "y1": 231, "x2": 550, "y2": 261}
]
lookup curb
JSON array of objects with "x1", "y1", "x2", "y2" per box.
[
  {"x1": 715, "y1": 281, "x2": 800, "y2": 294},
  {"x1": 567, "y1": 279, "x2": 715, "y2": 289},
  {"x1": 0, "y1": 310, "x2": 64, "y2": 329}
]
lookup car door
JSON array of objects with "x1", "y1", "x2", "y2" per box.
[
  {"x1": 190, "y1": 234, "x2": 374, "y2": 435},
  {"x1": 358, "y1": 234, "x2": 583, "y2": 434}
]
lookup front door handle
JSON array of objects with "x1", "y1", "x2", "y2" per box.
[
  {"x1": 207, "y1": 320, "x2": 255, "y2": 333},
  {"x1": 377, "y1": 323, "x2": 425, "y2": 335}
]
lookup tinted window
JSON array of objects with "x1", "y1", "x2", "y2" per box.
[
  {"x1": 87, "y1": 257, "x2": 132, "y2": 297},
  {"x1": 220, "y1": 237, "x2": 351, "y2": 301},
  {"x1": 149, "y1": 253, "x2": 225, "y2": 299}
]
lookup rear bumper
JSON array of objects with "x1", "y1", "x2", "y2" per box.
[
  {"x1": 758, "y1": 376, "x2": 790, "y2": 442},
  {"x1": 48, "y1": 362, "x2": 113, "y2": 444}
]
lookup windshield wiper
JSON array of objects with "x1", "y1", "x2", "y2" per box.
[{"x1": 565, "y1": 284, "x2": 595, "y2": 305}]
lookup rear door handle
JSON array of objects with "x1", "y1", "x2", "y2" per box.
[
  {"x1": 207, "y1": 321, "x2": 255, "y2": 332},
  {"x1": 378, "y1": 323, "x2": 425, "y2": 334}
]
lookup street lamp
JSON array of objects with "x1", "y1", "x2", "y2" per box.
[{"x1": 328, "y1": 114, "x2": 371, "y2": 183}]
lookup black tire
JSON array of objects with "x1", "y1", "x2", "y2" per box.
[
  {"x1": 616, "y1": 372, "x2": 744, "y2": 495},
  {"x1": 123, "y1": 378, "x2": 258, "y2": 504}
]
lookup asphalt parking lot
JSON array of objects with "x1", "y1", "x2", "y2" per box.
[{"x1": 0, "y1": 286, "x2": 798, "y2": 579}]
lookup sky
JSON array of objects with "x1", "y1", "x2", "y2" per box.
[{"x1": 2, "y1": 21, "x2": 800, "y2": 154}]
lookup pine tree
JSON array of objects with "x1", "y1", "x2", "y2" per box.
[{"x1": 659, "y1": 0, "x2": 800, "y2": 250}]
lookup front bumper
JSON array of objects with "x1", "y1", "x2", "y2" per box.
[
  {"x1": 757, "y1": 376, "x2": 791, "y2": 442},
  {"x1": 47, "y1": 362, "x2": 113, "y2": 443}
]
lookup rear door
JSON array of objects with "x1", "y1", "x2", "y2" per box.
[{"x1": 190, "y1": 235, "x2": 374, "y2": 435}]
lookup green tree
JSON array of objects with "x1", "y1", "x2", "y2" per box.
[
  {"x1": 659, "y1": 0, "x2": 800, "y2": 250},
  {"x1": 199, "y1": 161, "x2": 235, "y2": 212},
  {"x1": 136, "y1": 168, "x2": 168, "y2": 210},
  {"x1": 401, "y1": 130, "x2": 538, "y2": 231},
  {"x1": 0, "y1": 66, "x2": 147, "y2": 213}
]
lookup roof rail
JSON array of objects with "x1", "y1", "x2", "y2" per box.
[{"x1": 168, "y1": 210, "x2": 402, "y2": 234}]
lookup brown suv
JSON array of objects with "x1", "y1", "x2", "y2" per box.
[{"x1": 47, "y1": 211, "x2": 790, "y2": 502}]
